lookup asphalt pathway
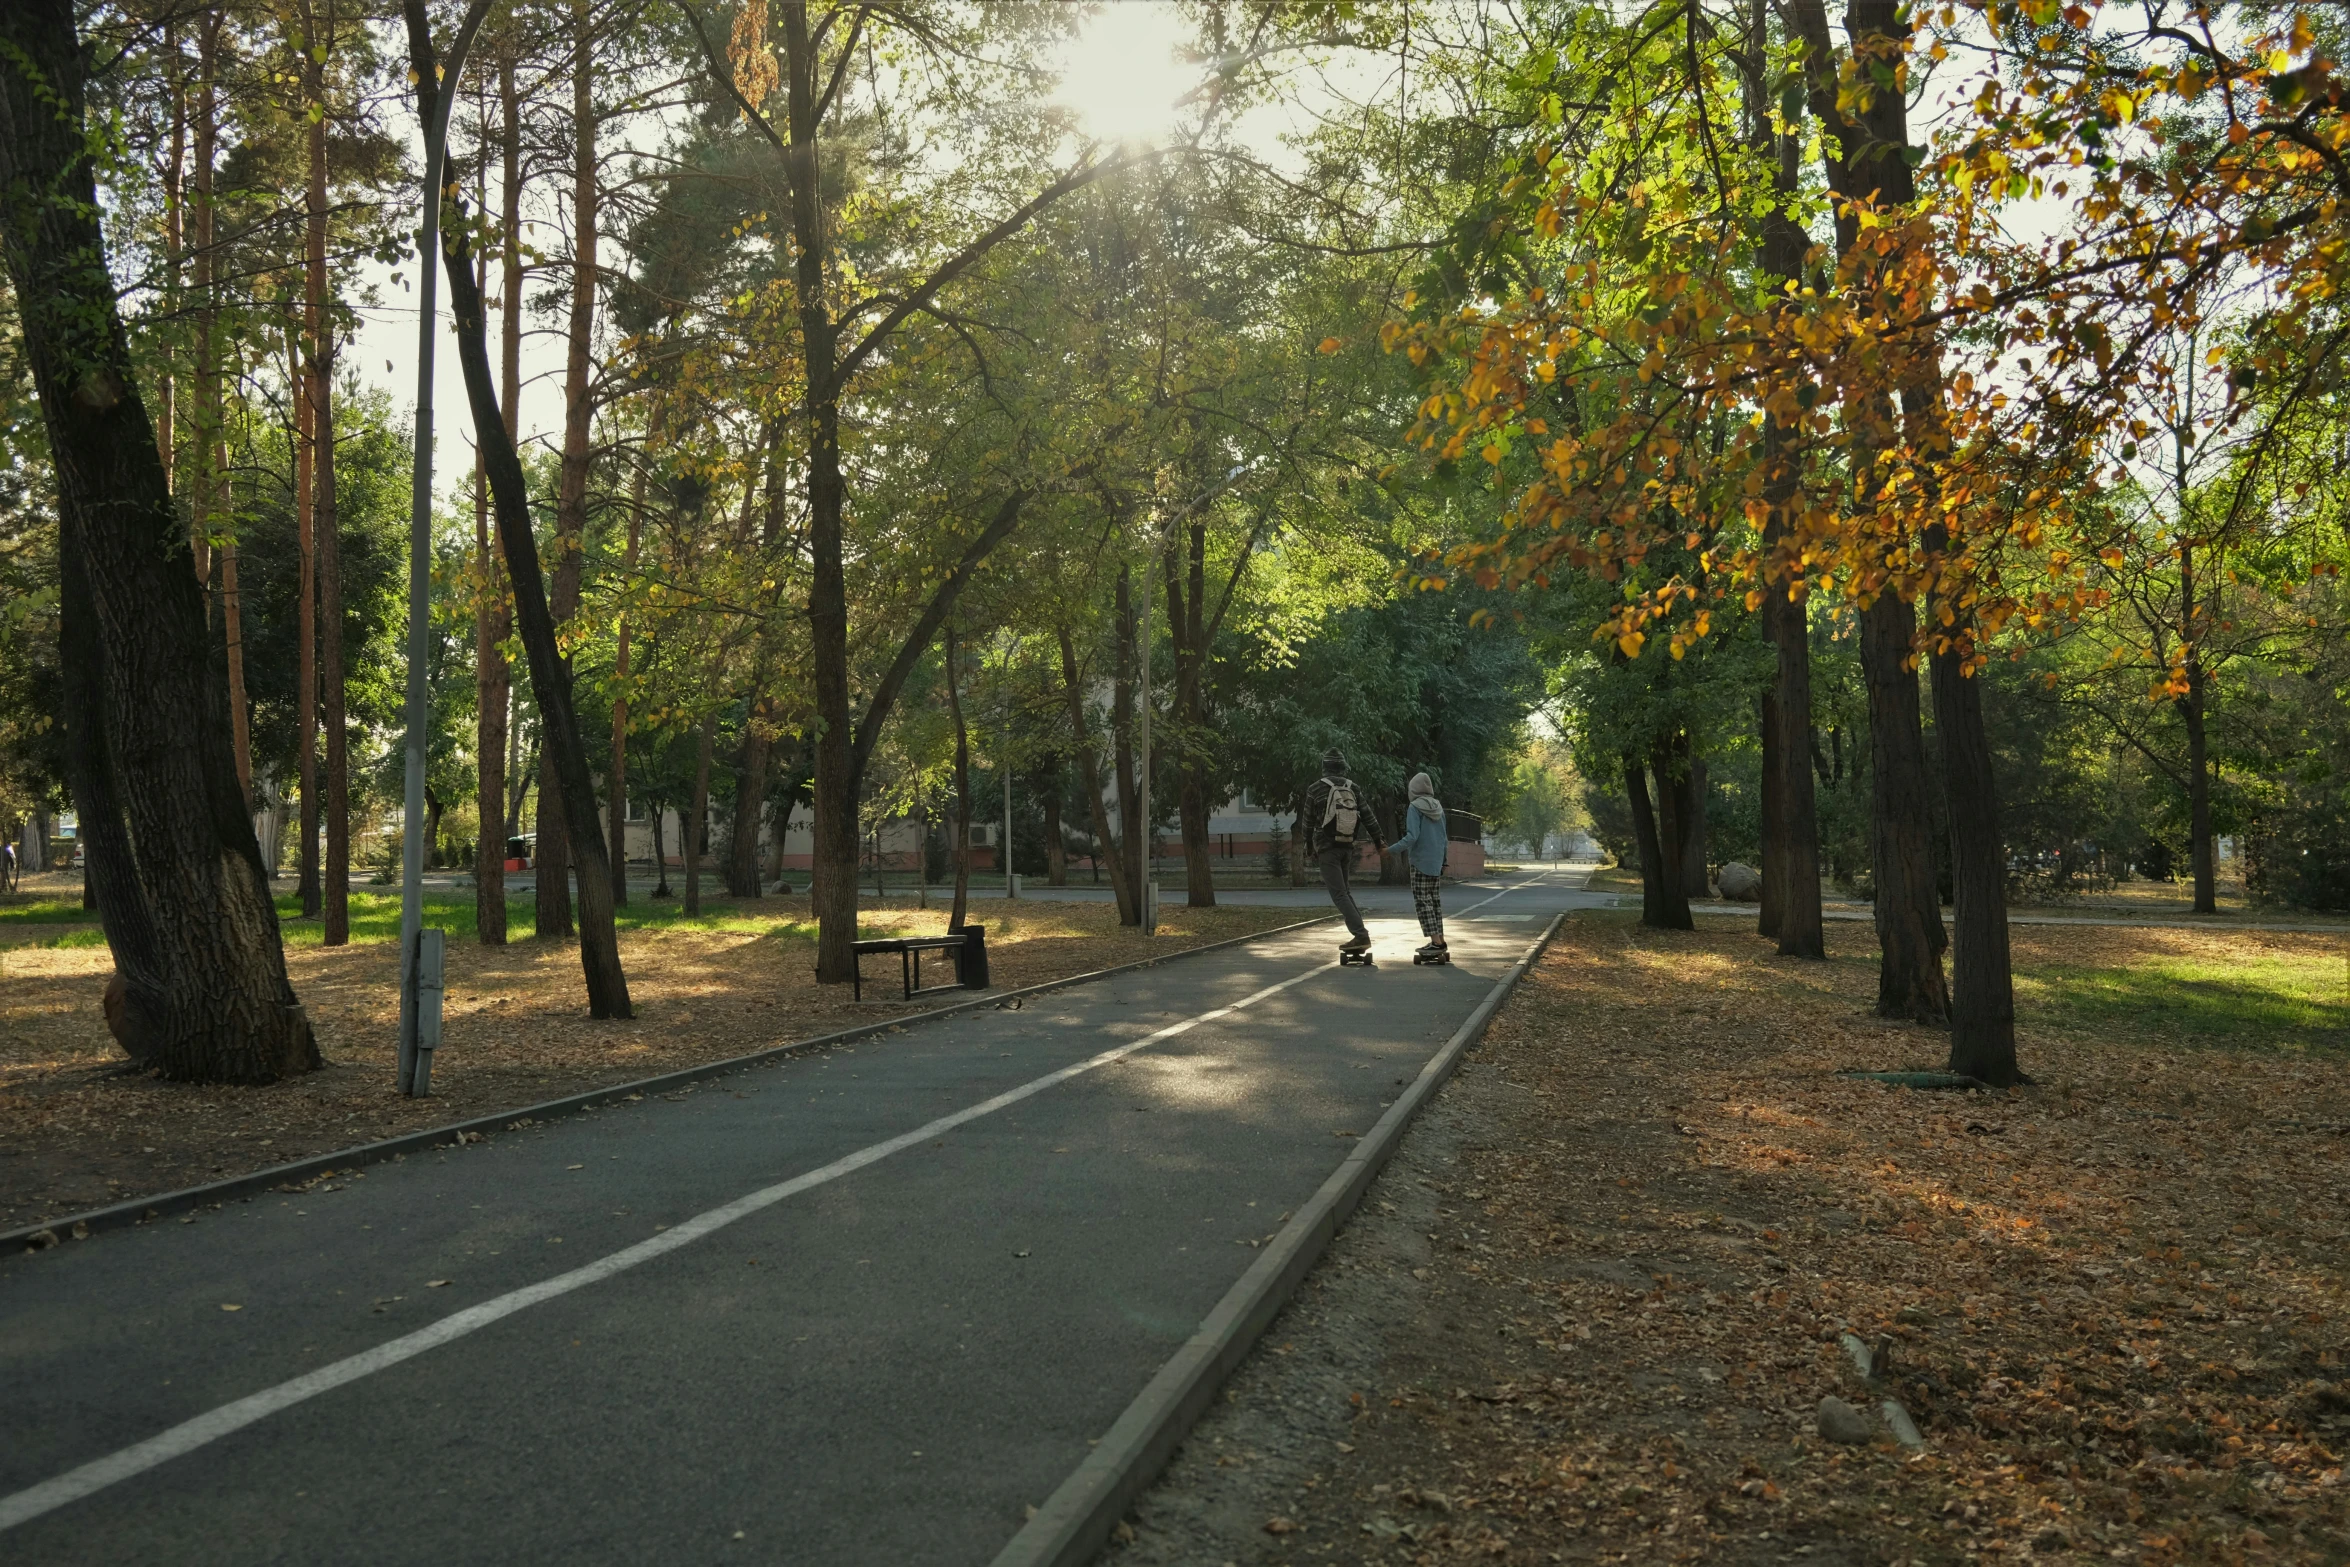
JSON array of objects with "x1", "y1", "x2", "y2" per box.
[{"x1": 1, "y1": 871, "x2": 1601, "y2": 1566}]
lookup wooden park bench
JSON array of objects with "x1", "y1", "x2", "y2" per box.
[{"x1": 849, "y1": 924, "x2": 989, "y2": 1002}]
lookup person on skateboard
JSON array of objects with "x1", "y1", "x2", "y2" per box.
[
  {"x1": 1389, "y1": 771, "x2": 1450, "y2": 963},
  {"x1": 1303, "y1": 750, "x2": 1383, "y2": 960}
]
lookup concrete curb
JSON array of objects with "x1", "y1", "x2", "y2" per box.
[
  {"x1": 2, "y1": 913, "x2": 1337, "y2": 1252},
  {"x1": 989, "y1": 910, "x2": 1569, "y2": 1567}
]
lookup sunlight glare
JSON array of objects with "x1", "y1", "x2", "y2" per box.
[{"x1": 1055, "y1": 2, "x2": 1195, "y2": 146}]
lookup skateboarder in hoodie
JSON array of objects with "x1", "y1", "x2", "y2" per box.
[
  {"x1": 1303, "y1": 750, "x2": 1383, "y2": 958},
  {"x1": 1388, "y1": 772, "x2": 1450, "y2": 963}
]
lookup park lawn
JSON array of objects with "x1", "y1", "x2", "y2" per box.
[
  {"x1": 1184, "y1": 913, "x2": 2350, "y2": 1566},
  {"x1": 264, "y1": 888, "x2": 824, "y2": 947},
  {"x1": 0, "y1": 896, "x2": 1311, "y2": 1234}
]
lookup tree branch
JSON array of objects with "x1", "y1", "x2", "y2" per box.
[{"x1": 848, "y1": 491, "x2": 1026, "y2": 781}]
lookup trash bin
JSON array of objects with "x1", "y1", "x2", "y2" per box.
[{"x1": 957, "y1": 923, "x2": 989, "y2": 989}]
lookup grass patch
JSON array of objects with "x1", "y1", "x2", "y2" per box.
[
  {"x1": 2016, "y1": 946, "x2": 2350, "y2": 1049},
  {"x1": 0, "y1": 901, "x2": 98, "y2": 926},
  {"x1": 270, "y1": 890, "x2": 821, "y2": 946}
]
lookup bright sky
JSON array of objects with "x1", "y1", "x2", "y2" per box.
[
  {"x1": 1054, "y1": 1, "x2": 1198, "y2": 146},
  {"x1": 351, "y1": 2, "x2": 1235, "y2": 517}
]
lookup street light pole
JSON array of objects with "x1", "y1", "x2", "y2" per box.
[{"x1": 398, "y1": 0, "x2": 492, "y2": 1096}]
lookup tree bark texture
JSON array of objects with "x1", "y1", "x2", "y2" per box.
[
  {"x1": 1162, "y1": 519, "x2": 1216, "y2": 908},
  {"x1": 0, "y1": 0, "x2": 320, "y2": 1079},
  {"x1": 771, "y1": 3, "x2": 861, "y2": 980},
  {"x1": 190, "y1": 11, "x2": 218, "y2": 597},
  {"x1": 1042, "y1": 771, "x2": 1067, "y2": 886},
  {"x1": 1763, "y1": 583, "x2": 1827, "y2": 956},
  {"x1": 473, "y1": 439, "x2": 507, "y2": 943},
  {"x1": 1789, "y1": 0, "x2": 1949, "y2": 1011},
  {"x1": 535, "y1": 0, "x2": 599, "y2": 940},
  {"x1": 1860, "y1": 590, "x2": 1949, "y2": 1020},
  {"x1": 404, "y1": 0, "x2": 631, "y2": 1019},
  {"x1": 474, "y1": 43, "x2": 520, "y2": 947},
  {"x1": 1624, "y1": 752, "x2": 1691, "y2": 931},
  {"x1": 158, "y1": 25, "x2": 184, "y2": 487},
  {"x1": 305, "y1": 1, "x2": 348, "y2": 947},
  {"x1": 1927, "y1": 627, "x2": 2019, "y2": 1084},
  {"x1": 1677, "y1": 756, "x2": 1709, "y2": 899},
  {"x1": 727, "y1": 715, "x2": 771, "y2": 898}
]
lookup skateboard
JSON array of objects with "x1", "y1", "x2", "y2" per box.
[
  {"x1": 1338, "y1": 946, "x2": 1375, "y2": 967},
  {"x1": 1412, "y1": 947, "x2": 1452, "y2": 965}
]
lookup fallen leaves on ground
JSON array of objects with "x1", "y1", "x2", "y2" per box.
[
  {"x1": 1124, "y1": 912, "x2": 2350, "y2": 1566},
  {"x1": 0, "y1": 898, "x2": 1305, "y2": 1231}
]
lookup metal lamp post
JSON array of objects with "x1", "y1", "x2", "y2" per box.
[{"x1": 398, "y1": 0, "x2": 493, "y2": 1096}]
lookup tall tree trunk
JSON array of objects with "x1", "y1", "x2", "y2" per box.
[
  {"x1": 1788, "y1": 0, "x2": 1948, "y2": 1015},
  {"x1": 1112, "y1": 565, "x2": 1144, "y2": 913},
  {"x1": 220, "y1": 488, "x2": 251, "y2": 811},
  {"x1": 405, "y1": 0, "x2": 631, "y2": 1019},
  {"x1": 1042, "y1": 767, "x2": 1067, "y2": 886},
  {"x1": 1624, "y1": 752, "x2": 1691, "y2": 931},
  {"x1": 157, "y1": 23, "x2": 184, "y2": 486},
  {"x1": 474, "y1": 50, "x2": 517, "y2": 947},
  {"x1": 945, "y1": 626, "x2": 972, "y2": 931},
  {"x1": 473, "y1": 436, "x2": 508, "y2": 942},
  {"x1": 685, "y1": 715, "x2": 713, "y2": 916},
  {"x1": 648, "y1": 799, "x2": 669, "y2": 897},
  {"x1": 1845, "y1": 0, "x2": 2008, "y2": 1053},
  {"x1": 290, "y1": 315, "x2": 319, "y2": 916},
  {"x1": 727, "y1": 715, "x2": 771, "y2": 898},
  {"x1": 482, "y1": 41, "x2": 524, "y2": 932},
  {"x1": 190, "y1": 11, "x2": 218, "y2": 598},
  {"x1": 305, "y1": 0, "x2": 348, "y2": 948},
  {"x1": 1925, "y1": 598, "x2": 2019, "y2": 1085},
  {"x1": 1166, "y1": 520, "x2": 1216, "y2": 907},
  {"x1": 1677, "y1": 756, "x2": 1709, "y2": 899},
  {"x1": 770, "y1": 3, "x2": 860, "y2": 980},
  {"x1": 538, "y1": 0, "x2": 599, "y2": 941},
  {"x1": 1860, "y1": 590, "x2": 1949, "y2": 1020},
  {"x1": 1057, "y1": 622, "x2": 1137, "y2": 924},
  {"x1": 1763, "y1": 583, "x2": 1827, "y2": 956},
  {"x1": 1752, "y1": 104, "x2": 1827, "y2": 957},
  {"x1": 192, "y1": 22, "x2": 246, "y2": 810},
  {"x1": 0, "y1": 0, "x2": 320, "y2": 1079}
]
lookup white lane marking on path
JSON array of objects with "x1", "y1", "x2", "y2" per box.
[
  {"x1": 0, "y1": 961, "x2": 1333, "y2": 1535},
  {"x1": 1457, "y1": 873, "x2": 1545, "y2": 915}
]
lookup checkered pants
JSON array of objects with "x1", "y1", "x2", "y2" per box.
[{"x1": 1411, "y1": 872, "x2": 1445, "y2": 944}]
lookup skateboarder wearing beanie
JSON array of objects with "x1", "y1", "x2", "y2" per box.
[{"x1": 1302, "y1": 750, "x2": 1383, "y2": 958}]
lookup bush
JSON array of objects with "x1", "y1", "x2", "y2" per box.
[{"x1": 2247, "y1": 798, "x2": 2350, "y2": 911}]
